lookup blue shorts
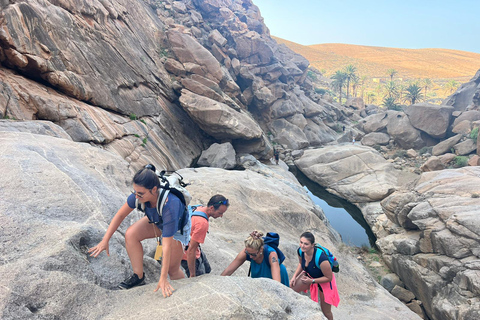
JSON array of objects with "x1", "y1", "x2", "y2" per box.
[{"x1": 172, "y1": 216, "x2": 191, "y2": 246}]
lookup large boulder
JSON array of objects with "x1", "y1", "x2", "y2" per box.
[
  {"x1": 345, "y1": 97, "x2": 365, "y2": 110},
  {"x1": 404, "y1": 103, "x2": 453, "y2": 139},
  {"x1": 432, "y1": 134, "x2": 463, "y2": 156},
  {"x1": 454, "y1": 139, "x2": 477, "y2": 156},
  {"x1": 179, "y1": 90, "x2": 263, "y2": 140},
  {"x1": 0, "y1": 131, "x2": 420, "y2": 320},
  {"x1": 361, "y1": 112, "x2": 389, "y2": 133},
  {"x1": 386, "y1": 111, "x2": 425, "y2": 149},
  {"x1": 268, "y1": 119, "x2": 309, "y2": 150},
  {"x1": 444, "y1": 69, "x2": 480, "y2": 112},
  {"x1": 361, "y1": 132, "x2": 390, "y2": 146},
  {"x1": 295, "y1": 145, "x2": 399, "y2": 203},
  {"x1": 197, "y1": 142, "x2": 236, "y2": 169}
]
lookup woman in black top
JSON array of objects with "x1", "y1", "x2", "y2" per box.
[{"x1": 290, "y1": 232, "x2": 334, "y2": 320}]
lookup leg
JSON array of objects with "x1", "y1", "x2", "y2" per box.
[
  {"x1": 124, "y1": 216, "x2": 157, "y2": 277},
  {"x1": 167, "y1": 239, "x2": 185, "y2": 280},
  {"x1": 319, "y1": 290, "x2": 333, "y2": 320}
]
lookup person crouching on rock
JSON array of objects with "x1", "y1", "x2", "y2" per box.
[
  {"x1": 290, "y1": 232, "x2": 339, "y2": 320},
  {"x1": 221, "y1": 231, "x2": 289, "y2": 286},
  {"x1": 88, "y1": 165, "x2": 188, "y2": 297}
]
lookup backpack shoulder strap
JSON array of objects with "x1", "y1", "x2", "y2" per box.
[
  {"x1": 156, "y1": 187, "x2": 170, "y2": 215},
  {"x1": 297, "y1": 247, "x2": 303, "y2": 257},
  {"x1": 191, "y1": 211, "x2": 208, "y2": 221},
  {"x1": 315, "y1": 245, "x2": 330, "y2": 269},
  {"x1": 315, "y1": 246, "x2": 323, "y2": 269}
]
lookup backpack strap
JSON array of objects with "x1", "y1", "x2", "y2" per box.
[
  {"x1": 314, "y1": 246, "x2": 321, "y2": 269},
  {"x1": 191, "y1": 211, "x2": 208, "y2": 221}
]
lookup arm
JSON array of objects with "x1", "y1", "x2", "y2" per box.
[
  {"x1": 312, "y1": 260, "x2": 333, "y2": 284},
  {"x1": 290, "y1": 255, "x2": 304, "y2": 287},
  {"x1": 221, "y1": 250, "x2": 247, "y2": 276},
  {"x1": 154, "y1": 235, "x2": 175, "y2": 297},
  {"x1": 88, "y1": 202, "x2": 133, "y2": 257},
  {"x1": 186, "y1": 239, "x2": 200, "y2": 278},
  {"x1": 268, "y1": 251, "x2": 282, "y2": 283}
]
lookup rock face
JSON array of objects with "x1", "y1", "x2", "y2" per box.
[
  {"x1": 377, "y1": 167, "x2": 480, "y2": 320},
  {"x1": 404, "y1": 103, "x2": 453, "y2": 139},
  {"x1": 444, "y1": 69, "x2": 480, "y2": 111},
  {"x1": 361, "y1": 132, "x2": 390, "y2": 146},
  {"x1": 197, "y1": 142, "x2": 237, "y2": 169},
  {"x1": 0, "y1": 0, "x2": 350, "y2": 165},
  {"x1": 295, "y1": 145, "x2": 399, "y2": 203},
  {"x1": 0, "y1": 131, "x2": 420, "y2": 320}
]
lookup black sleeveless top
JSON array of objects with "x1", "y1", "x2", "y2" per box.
[{"x1": 300, "y1": 247, "x2": 329, "y2": 278}]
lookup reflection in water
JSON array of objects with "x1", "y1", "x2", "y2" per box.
[{"x1": 292, "y1": 168, "x2": 377, "y2": 247}]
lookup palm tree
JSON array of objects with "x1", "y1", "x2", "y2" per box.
[
  {"x1": 331, "y1": 71, "x2": 347, "y2": 104},
  {"x1": 359, "y1": 75, "x2": 368, "y2": 100},
  {"x1": 404, "y1": 83, "x2": 423, "y2": 105},
  {"x1": 422, "y1": 78, "x2": 433, "y2": 100},
  {"x1": 384, "y1": 81, "x2": 398, "y2": 99},
  {"x1": 444, "y1": 80, "x2": 459, "y2": 94},
  {"x1": 344, "y1": 64, "x2": 357, "y2": 99},
  {"x1": 387, "y1": 68, "x2": 398, "y2": 82},
  {"x1": 383, "y1": 96, "x2": 400, "y2": 110},
  {"x1": 351, "y1": 74, "x2": 361, "y2": 97},
  {"x1": 366, "y1": 92, "x2": 376, "y2": 104}
]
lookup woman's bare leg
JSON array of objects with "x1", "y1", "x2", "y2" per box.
[
  {"x1": 168, "y1": 239, "x2": 185, "y2": 280},
  {"x1": 124, "y1": 216, "x2": 157, "y2": 277},
  {"x1": 319, "y1": 291, "x2": 333, "y2": 320}
]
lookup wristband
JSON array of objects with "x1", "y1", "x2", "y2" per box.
[{"x1": 311, "y1": 279, "x2": 315, "y2": 284}]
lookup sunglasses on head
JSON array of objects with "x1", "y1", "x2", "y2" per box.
[{"x1": 215, "y1": 199, "x2": 229, "y2": 206}]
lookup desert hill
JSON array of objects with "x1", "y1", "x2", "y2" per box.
[{"x1": 273, "y1": 36, "x2": 480, "y2": 81}]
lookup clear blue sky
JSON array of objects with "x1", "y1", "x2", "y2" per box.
[{"x1": 254, "y1": 0, "x2": 480, "y2": 53}]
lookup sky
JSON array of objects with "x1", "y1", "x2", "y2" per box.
[{"x1": 254, "y1": 0, "x2": 480, "y2": 54}]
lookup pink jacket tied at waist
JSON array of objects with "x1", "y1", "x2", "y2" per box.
[{"x1": 310, "y1": 274, "x2": 340, "y2": 307}]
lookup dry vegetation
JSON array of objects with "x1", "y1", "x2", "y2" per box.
[{"x1": 274, "y1": 36, "x2": 480, "y2": 104}]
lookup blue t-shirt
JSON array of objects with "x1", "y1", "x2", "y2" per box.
[
  {"x1": 246, "y1": 245, "x2": 289, "y2": 286},
  {"x1": 127, "y1": 192, "x2": 185, "y2": 238},
  {"x1": 300, "y1": 247, "x2": 329, "y2": 278}
]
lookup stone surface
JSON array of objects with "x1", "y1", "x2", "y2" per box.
[
  {"x1": 420, "y1": 156, "x2": 445, "y2": 172},
  {"x1": 361, "y1": 112, "x2": 389, "y2": 133},
  {"x1": 0, "y1": 131, "x2": 421, "y2": 320},
  {"x1": 0, "y1": 120, "x2": 72, "y2": 140},
  {"x1": 453, "y1": 139, "x2": 477, "y2": 156},
  {"x1": 386, "y1": 111, "x2": 425, "y2": 149},
  {"x1": 345, "y1": 97, "x2": 365, "y2": 110},
  {"x1": 404, "y1": 103, "x2": 453, "y2": 139},
  {"x1": 468, "y1": 155, "x2": 480, "y2": 166},
  {"x1": 377, "y1": 167, "x2": 480, "y2": 320},
  {"x1": 381, "y1": 273, "x2": 405, "y2": 293},
  {"x1": 361, "y1": 132, "x2": 390, "y2": 146},
  {"x1": 197, "y1": 142, "x2": 237, "y2": 169},
  {"x1": 391, "y1": 285, "x2": 416, "y2": 303},
  {"x1": 444, "y1": 69, "x2": 480, "y2": 112},
  {"x1": 432, "y1": 134, "x2": 462, "y2": 156},
  {"x1": 179, "y1": 90, "x2": 263, "y2": 140},
  {"x1": 295, "y1": 145, "x2": 399, "y2": 203}
]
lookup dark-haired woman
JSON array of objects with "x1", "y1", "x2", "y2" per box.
[
  {"x1": 88, "y1": 165, "x2": 189, "y2": 297},
  {"x1": 220, "y1": 231, "x2": 289, "y2": 286},
  {"x1": 290, "y1": 232, "x2": 339, "y2": 320}
]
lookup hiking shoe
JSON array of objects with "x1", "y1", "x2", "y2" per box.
[{"x1": 118, "y1": 273, "x2": 145, "y2": 290}]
